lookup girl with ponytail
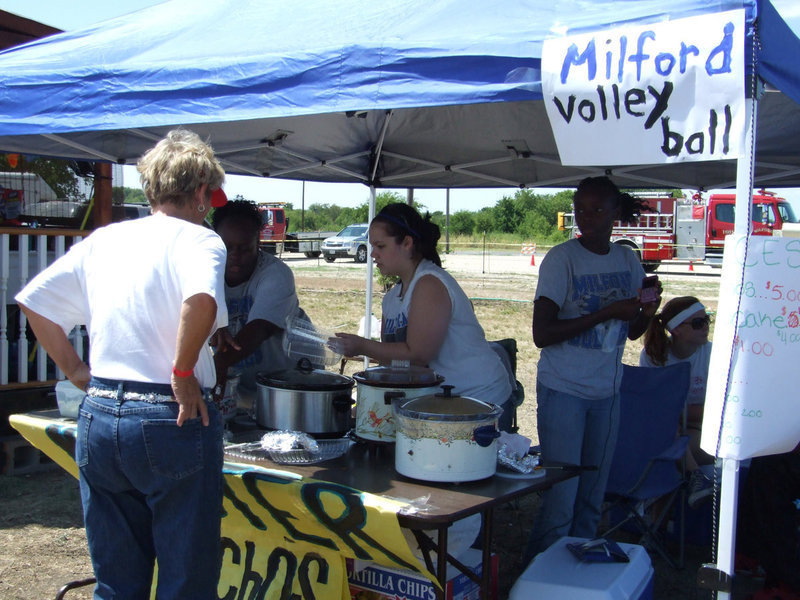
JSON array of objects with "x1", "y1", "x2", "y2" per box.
[
  {"x1": 335, "y1": 202, "x2": 515, "y2": 430},
  {"x1": 641, "y1": 296, "x2": 714, "y2": 506}
]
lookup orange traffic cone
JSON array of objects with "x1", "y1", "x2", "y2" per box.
[
  {"x1": 530, "y1": 253, "x2": 536, "y2": 266},
  {"x1": 688, "y1": 261, "x2": 694, "y2": 272}
]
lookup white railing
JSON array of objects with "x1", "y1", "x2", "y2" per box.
[{"x1": 0, "y1": 227, "x2": 90, "y2": 388}]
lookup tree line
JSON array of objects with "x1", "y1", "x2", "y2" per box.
[
  {"x1": 7, "y1": 159, "x2": 677, "y2": 245},
  {"x1": 274, "y1": 189, "x2": 575, "y2": 243},
  {"x1": 117, "y1": 186, "x2": 577, "y2": 243}
]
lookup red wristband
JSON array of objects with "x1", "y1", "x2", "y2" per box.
[{"x1": 172, "y1": 366, "x2": 194, "y2": 378}]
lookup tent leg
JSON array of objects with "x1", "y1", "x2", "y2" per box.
[
  {"x1": 709, "y1": 93, "x2": 754, "y2": 599},
  {"x1": 733, "y1": 98, "x2": 756, "y2": 236},
  {"x1": 363, "y1": 186, "x2": 376, "y2": 370},
  {"x1": 708, "y1": 459, "x2": 741, "y2": 600}
]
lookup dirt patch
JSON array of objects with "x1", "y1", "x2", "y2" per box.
[
  {"x1": 0, "y1": 470, "x2": 94, "y2": 600},
  {"x1": 0, "y1": 469, "x2": 713, "y2": 600}
]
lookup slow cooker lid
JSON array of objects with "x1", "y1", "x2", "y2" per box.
[
  {"x1": 256, "y1": 359, "x2": 353, "y2": 391},
  {"x1": 354, "y1": 364, "x2": 442, "y2": 386},
  {"x1": 398, "y1": 387, "x2": 501, "y2": 421}
]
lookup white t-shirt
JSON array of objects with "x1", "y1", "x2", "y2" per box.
[
  {"x1": 381, "y1": 259, "x2": 512, "y2": 406},
  {"x1": 225, "y1": 251, "x2": 301, "y2": 397},
  {"x1": 15, "y1": 214, "x2": 227, "y2": 388},
  {"x1": 639, "y1": 341, "x2": 712, "y2": 406},
  {"x1": 535, "y1": 239, "x2": 645, "y2": 399}
]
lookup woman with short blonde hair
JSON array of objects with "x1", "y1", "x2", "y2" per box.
[{"x1": 17, "y1": 129, "x2": 229, "y2": 599}]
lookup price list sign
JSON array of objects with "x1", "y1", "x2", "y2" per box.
[{"x1": 701, "y1": 234, "x2": 800, "y2": 459}]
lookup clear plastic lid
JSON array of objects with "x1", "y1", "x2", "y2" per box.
[{"x1": 282, "y1": 313, "x2": 343, "y2": 367}]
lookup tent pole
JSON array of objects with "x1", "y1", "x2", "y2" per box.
[
  {"x1": 733, "y1": 98, "x2": 755, "y2": 238},
  {"x1": 714, "y1": 459, "x2": 741, "y2": 600},
  {"x1": 713, "y1": 95, "x2": 757, "y2": 600},
  {"x1": 362, "y1": 109, "x2": 389, "y2": 367},
  {"x1": 364, "y1": 186, "x2": 376, "y2": 369},
  {"x1": 445, "y1": 188, "x2": 450, "y2": 254}
]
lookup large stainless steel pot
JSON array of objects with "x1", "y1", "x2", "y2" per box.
[
  {"x1": 255, "y1": 358, "x2": 354, "y2": 438},
  {"x1": 394, "y1": 385, "x2": 502, "y2": 482},
  {"x1": 353, "y1": 364, "x2": 444, "y2": 442}
]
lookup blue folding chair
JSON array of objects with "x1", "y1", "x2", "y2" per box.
[{"x1": 601, "y1": 362, "x2": 691, "y2": 568}]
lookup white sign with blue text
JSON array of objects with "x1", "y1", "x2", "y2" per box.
[{"x1": 542, "y1": 10, "x2": 745, "y2": 166}]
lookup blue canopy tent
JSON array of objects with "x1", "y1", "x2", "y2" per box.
[
  {"x1": 0, "y1": 2, "x2": 799, "y2": 596},
  {"x1": 0, "y1": 0, "x2": 797, "y2": 191}
]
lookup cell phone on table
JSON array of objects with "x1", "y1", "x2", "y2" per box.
[{"x1": 640, "y1": 275, "x2": 659, "y2": 303}]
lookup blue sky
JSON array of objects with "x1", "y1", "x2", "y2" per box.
[{"x1": 2, "y1": 0, "x2": 800, "y2": 213}]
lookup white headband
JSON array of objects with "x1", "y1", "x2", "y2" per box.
[{"x1": 666, "y1": 302, "x2": 706, "y2": 331}]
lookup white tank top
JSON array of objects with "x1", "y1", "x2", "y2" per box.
[{"x1": 381, "y1": 259, "x2": 512, "y2": 405}]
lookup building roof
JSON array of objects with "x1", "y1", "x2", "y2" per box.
[{"x1": 0, "y1": 10, "x2": 61, "y2": 51}]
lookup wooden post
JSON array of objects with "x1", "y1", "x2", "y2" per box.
[{"x1": 93, "y1": 162, "x2": 112, "y2": 227}]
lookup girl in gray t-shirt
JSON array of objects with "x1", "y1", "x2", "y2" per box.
[{"x1": 526, "y1": 176, "x2": 661, "y2": 559}]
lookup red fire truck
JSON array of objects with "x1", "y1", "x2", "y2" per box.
[
  {"x1": 256, "y1": 203, "x2": 337, "y2": 257},
  {"x1": 562, "y1": 190, "x2": 798, "y2": 270},
  {"x1": 257, "y1": 203, "x2": 288, "y2": 254}
]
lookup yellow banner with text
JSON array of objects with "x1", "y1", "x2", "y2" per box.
[{"x1": 10, "y1": 413, "x2": 431, "y2": 600}]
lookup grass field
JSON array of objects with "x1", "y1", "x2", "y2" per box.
[{"x1": 293, "y1": 255, "x2": 722, "y2": 448}]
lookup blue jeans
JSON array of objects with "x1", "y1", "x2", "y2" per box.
[
  {"x1": 525, "y1": 382, "x2": 619, "y2": 559},
  {"x1": 76, "y1": 377, "x2": 223, "y2": 600}
]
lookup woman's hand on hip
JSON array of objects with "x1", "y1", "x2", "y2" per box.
[
  {"x1": 171, "y1": 373, "x2": 209, "y2": 427},
  {"x1": 67, "y1": 362, "x2": 91, "y2": 391}
]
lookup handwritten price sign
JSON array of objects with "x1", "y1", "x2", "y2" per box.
[{"x1": 701, "y1": 235, "x2": 800, "y2": 459}]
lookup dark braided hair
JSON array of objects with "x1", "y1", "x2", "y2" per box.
[
  {"x1": 574, "y1": 176, "x2": 649, "y2": 225},
  {"x1": 373, "y1": 202, "x2": 442, "y2": 267},
  {"x1": 211, "y1": 199, "x2": 262, "y2": 242}
]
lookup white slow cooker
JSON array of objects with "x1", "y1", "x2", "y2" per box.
[
  {"x1": 353, "y1": 365, "x2": 444, "y2": 442},
  {"x1": 394, "y1": 385, "x2": 502, "y2": 482}
]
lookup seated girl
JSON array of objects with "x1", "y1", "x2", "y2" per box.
[{"x1": 640, "y1": 295, "x2": 714, "y2": 507}]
